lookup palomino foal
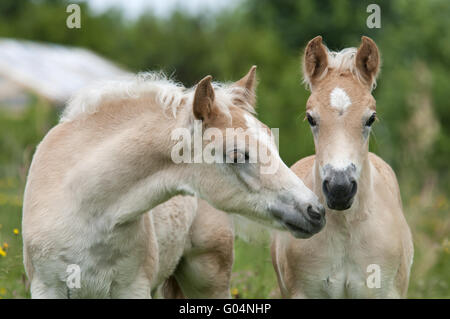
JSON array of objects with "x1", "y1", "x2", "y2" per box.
[
  {"x1": 23, "y1": 67, "x2": 325, "y2": 298},
  {"x1": 272, "y1": 37, "x2": 413, "y2": 298}
]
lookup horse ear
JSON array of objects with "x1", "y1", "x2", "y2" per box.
[
  {"x1": 235, "y1": 65, "x2": 258, "y2": 105},
  {"x1": 355, "y1": 36, "x2": 380, "y2": 88},
  {"x1": 193, "y1": 75, "x2": 217, "y2": 123},
  {"x1": 303, "y1": 36, "x2": 328, "y2": 89}
]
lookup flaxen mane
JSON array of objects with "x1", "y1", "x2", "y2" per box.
[
  {"x1": 303, "y1": 47, "x2": 378, "y2": 91},
  {"x1": 60, "y1": 72, "x2": 256, "y2": 123}
]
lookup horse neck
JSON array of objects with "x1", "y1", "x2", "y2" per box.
[
  {"x1": 135, "y1": 97, "x2": 197, "y2": 186},
  {"x1": 81, "y1": 96, "x2": 197, "y2": 222},
  {"x1": 351, "y1": 155, "x2": 372, "y2": 214}
]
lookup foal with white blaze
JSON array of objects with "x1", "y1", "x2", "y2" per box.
[
  {"x1": 272, "y1": 36, "x2": 413, "y2": 298},
  {"x1": 23, "y1": 66, "x2": 325, "y2": 298}
]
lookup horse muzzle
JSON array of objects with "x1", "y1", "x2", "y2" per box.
[
  {"x1": 322, "y1": 164, "x2": 358, "y2": 211},
  {"x1": 269, "y1": 195, "x2": 326, "y2": 238}
]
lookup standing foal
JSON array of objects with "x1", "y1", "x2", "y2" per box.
[
  {"x1": 272, "y1": 36, "x2": 413, "y2": 298},
  {"x1": 23, "y1": 67, "x2": 325, "y2": 298}
]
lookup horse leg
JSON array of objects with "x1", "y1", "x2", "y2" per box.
[
  {"x1": 169, "y1": 200, "x2": 234, "y2": 299},
  {"x1": 30, "y1": 276, "x2": 68, "y2": 299},
  {"x1": 172, "y1": 249, "x2": 233, "y2": 299},
  {"x1": 111, "y1": 267, "x2": 152, "y2": 299},
  {"x1": 161, "y1": 275, "x2": 186, "y2": 299}
]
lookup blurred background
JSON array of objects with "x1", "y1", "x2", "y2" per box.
[{"x1": 0, "y1": 0, "x2": 448, "y2": 298}]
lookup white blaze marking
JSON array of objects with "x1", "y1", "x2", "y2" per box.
[{"x1": 330, "y1": 87, "x2": 351, "y2": 113}]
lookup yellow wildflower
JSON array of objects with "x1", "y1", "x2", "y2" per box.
[
  {"x1": 231, "y1": 288, "x2": 239, "y2": 296},
  {"x1": 443, "y1": 238, "x2": 450, "y2": 254},
  {"x1": 436, "y1": 195, "x2": 447, "y2": 209},
  {"x1": 0, "y1": 247, "x2": 6, "y2": 257},
  {"x1": 2, "y1": 242, "x2": 8, "y2": 249},
  {"x1": 13, "y1": 228, "x2": 19, "y2": 235}
]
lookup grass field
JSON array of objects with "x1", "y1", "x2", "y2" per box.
[{"x1": 0, "y1": 102, "x2": 448, "y2": 299}]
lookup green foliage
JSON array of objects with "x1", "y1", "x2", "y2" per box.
[
  {"x1": 0, "y1": 100, "x2": 57, "y2": 298},
  {"x1": 0, "y1": 0, "x2": 448, "y2": 298}
]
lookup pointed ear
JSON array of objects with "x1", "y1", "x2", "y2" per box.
[
  {"x1": 193, "y1": 75, "x2": 217, "y2": 123},
  {"x1": 235, "y1": 65, "x2": 258, "y2": 105},
  {"x1": 303, "y1": 36, "x2": 328, "y2": 89},
  {"x1": 355, "y1": 36, "x2": 380, "y2": 89}
]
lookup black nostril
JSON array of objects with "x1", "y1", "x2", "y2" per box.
[{"x1": 307, "y1": 205, "x2": 323, "y2": 221}]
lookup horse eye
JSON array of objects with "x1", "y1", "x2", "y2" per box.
[
  {"x1": 365, "y1": 113, "x2": 376, "y2": 127},
  {"x1": 230, "y1": 150, "x2": 249, "y2": 163},
  {"x1": 306, "y1": 114, "x2": 317, "y2": 126}
]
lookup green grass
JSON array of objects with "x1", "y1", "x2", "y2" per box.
[
  {"x1": 0, "y1": 102, "x2": 448, "y2": 299},
  {"x1": 0, "y1": 177, "x2": 28, "y2": 299},
  {"x1": 231, "y1": 239, "x2": 280, "y2": 299}
]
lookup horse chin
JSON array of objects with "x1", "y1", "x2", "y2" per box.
[
  {"x1": 269, "y1": 213, "x2": 320, "y2": 239},
  {"x1": 282, "y1": 221, "x2": 316, "y2": 239},
  {"x1": 326, "y1": 198, "x2": 354, "y2": 211}
]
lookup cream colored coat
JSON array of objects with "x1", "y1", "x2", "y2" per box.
[
  {"x1": 272, "y1": 154, "x2": 413, "y2": 298},
  {"x1": 22, "y1": 69, "x2": 323, "y2": 298},
  {"x1": 271, "y1": 36, "x2": 413, "y2": 298}
]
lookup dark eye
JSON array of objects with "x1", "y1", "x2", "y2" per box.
[
  {"x1": 230, "y1": 149, "x2": 249, "y2": 163},
  {"x1": 306, "y1": 114, "x2": 317, "y2": 126},
  {"x1": 365, "y1": 113, "x2": 377, "y2": 127}
]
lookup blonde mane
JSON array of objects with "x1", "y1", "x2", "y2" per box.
[
  {"x1": 60, "y1": 72, "x2": 256, "y2": 123},
  {"x1": 303, "y1": 47, "x2": 377, "y2": 91}
]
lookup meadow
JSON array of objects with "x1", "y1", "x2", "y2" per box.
[
  {"x1": 0, "y1": 101, "x2": 448, "y2": 299},
  {"x1": 0, "y1": 0, "x2": 449, "y2": 299}
]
